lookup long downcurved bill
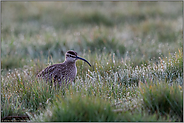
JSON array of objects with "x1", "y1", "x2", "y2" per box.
[{"x1": 76, "y1": 56, "x2": 91, "y2": 67}]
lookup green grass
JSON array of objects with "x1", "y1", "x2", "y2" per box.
[
  {"x1": 29, "y1": 93, "x2": 171, "y2": 122},
  {"x1": 1, "y1": 1, "x2": 183, "y2": 122},
  {"x1": 1, "y1": 49, "x2": 183, "y2": 122},
  {"x1": 139, "y1": 80, "x2": 183, "y2": 121},
  {"x1": 31, "y1": 94, "x2": 117, "y2": 122}
]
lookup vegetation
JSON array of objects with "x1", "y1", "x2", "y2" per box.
[
  {"x1": 1, "y1": 1, "x2": 183, "y2": 122},
  {"x1": 139, "y1": 81, "x2": 183, "y2": 121}
]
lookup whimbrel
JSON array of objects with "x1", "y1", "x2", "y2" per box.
[{"x1": 37, "y1": 50, "x2": 91, "y2": 86}]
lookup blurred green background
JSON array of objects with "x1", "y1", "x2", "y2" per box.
[{"x1": 1, "y1": 1, "x2": 183, "y2": 70}]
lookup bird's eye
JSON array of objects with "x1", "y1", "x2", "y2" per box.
[{"x1": 67, "y1": 54, "x2": 75, "y2": 58}]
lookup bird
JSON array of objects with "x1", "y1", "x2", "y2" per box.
[{"x1": 37, "y1": 50, "x2": 91, "y2": 86}]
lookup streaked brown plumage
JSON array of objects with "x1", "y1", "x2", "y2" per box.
[{"x1": 37, "y1": 50, "x2": 91, "y2": 86}]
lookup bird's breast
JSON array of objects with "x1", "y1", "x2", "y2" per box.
[{"x1": 65, "y1": 65, "x2": 77, "y2": 82}]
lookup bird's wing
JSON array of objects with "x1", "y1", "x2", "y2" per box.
[{"x1": 37, "y1": 64, "x2": 66, "y2": 78}]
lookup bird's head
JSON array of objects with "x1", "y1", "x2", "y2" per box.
[{"x1": 65, "y1": 50, "x2": 91, "y2": 67}]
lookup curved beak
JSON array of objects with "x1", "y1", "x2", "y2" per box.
[{"x1": 76, "y1": 56, "x2": 91, "y2": 67}]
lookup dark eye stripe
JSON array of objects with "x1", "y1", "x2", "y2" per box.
[{"x1": 67, "y1": 55, "x2": 76, "y2": 58}]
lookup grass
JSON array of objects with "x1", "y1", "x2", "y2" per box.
[
  {"x1": 1, "y1": 1, "x2": 183, "y2": 122},
  {"x1": 139, "y1": 80, "x2": 183, "y2": 121},
  {"x1": 29, "y1": 93, "x2": 171, "y2": 122},
  {"x1": 31, "y1": 94, "x2": 117, "y2": 122}
]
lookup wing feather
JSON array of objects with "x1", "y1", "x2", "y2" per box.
[{"x1": 37, "y1": 63, "x2": 66, "y2": 83}]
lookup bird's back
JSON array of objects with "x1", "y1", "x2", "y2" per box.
[
  {"x1": 37, "y1": 62, "x2": 77, "y2": 86},
  {"x1": 37, "y1": 63, "x2": 66, "y2": 84}
]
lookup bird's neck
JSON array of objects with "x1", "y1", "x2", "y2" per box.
[{"x1": 64, "y1": 60, "x2": 76, "y2": 67}]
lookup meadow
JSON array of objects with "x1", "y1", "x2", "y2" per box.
[{"x1": 1, "y1": 2, "x2": 183, "y2": 122}]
